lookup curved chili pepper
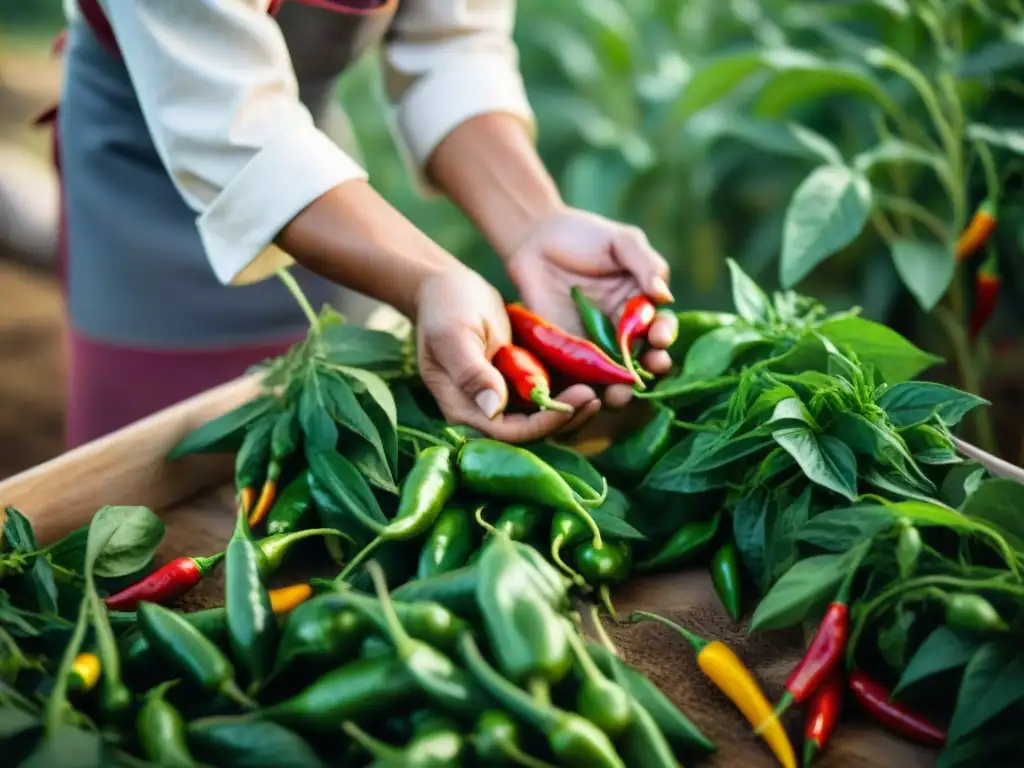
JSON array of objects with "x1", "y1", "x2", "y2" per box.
[
  {"x1": 250, "y1": 406, "x2": 300, "y2": 526},
  {"x1": 494, "y1": 345, "x2": 574, "y2": 413},
  {"x1": 268, "y1": 583, "x2": 314, "y2": 613},
  {"x1": 573, "y1": 540, "x2": 632, "y2": 619},
  {"x1": 473, "y1": 709, "x2": 558, "y2": 767},
  {"x1": 571, "y1": 286, "x2": 622, "y2": 361},
  {"x1": 137, "y1": 602, "x2": 254, "y2": 708},
  {"x1": 560, "y1": 617, "x2": 633, "y2": 738},
  {"x1": 617, "y1": 295, "x2": 658, "y2": 386},
  {"x1": 458, "y1": 632, "x2": 625, "y2": 768},
  {"x1": 391, "y1": 565, "x2": 480, "y2": 618},
  {"x1": 710, "y1": 540, "x2": 743, "y2": 621},
  {"x1": 272, "y1": 597, "x2": 369, "y2": 677},
  {"x1": 137, "y1": 681, "x2": 196, "y2": 767},
  {"x1": 511, "y1": 539, "x2": 574, "y2": 612},
  {"x1": 458, "y1": 438, "x2": 603, "y2": 547},
  {"x1": 255, "y1": 528, "x2": 350, "y2": 577},
  {"x1": 774, "y1": 574, "x2": 853, "y2": 717},
  {"x1": 616, "y1": 690, "x2": 678, "y2": 768},
  {"x1": 630, "y1": 611, "x2": 796, "y2": 768},
  {"x1": 68, "y1": 652, "x2": 101, "y2": 694},
  {"x1": 955, "y1": 199, "x2": 997, "y2": 263},
  {"x1": 848, "y1": 671, "x2": 946, "y2": 747},
  {"x1": 597, "y1": 406, "x2": 675, "y2": 481},
  {"x1": 637, "y1": 512, "x2": 721, "y2": 572},
  {"x1": 896, "y1": 521, "x2": 921, "y2": 580},
  {"x1": 381, "y1": 445, "x2": 458, "y2": 540},
  {"x1": 343, "y1": 715, "x2": 464, "y2": 766},
  {"x1": 944, "y1": 592, "x2": 1008, "y2": 632},
  {"x1": 550, "y1": 510, "x2": 589, "y2": 585},
  {"x1": 265, "y1": 473, "x2": 313, "y2": 536},
  {"x1": 225, "y1": 500, "x2": 278, "y2": 693},
  {"x1": 506, "y1": 303, "x2": 638, "y2": 388},
  {"x1": 417, "y1": 505, "x2": 475, "y2": 579},
  {"x1": 103, "y1": 554, "x2": 224, "y2": 612},
  {"x1": 803, "y1": 670, "x2": 843, "y2": 767},
  {"x1": 968, "y1": 252, "x2": 1001, "y2": 341},
  {"x1": 493, "y1": 503, "x2": 545, "y2": 542}
]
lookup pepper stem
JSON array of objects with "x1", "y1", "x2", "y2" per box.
[
  {"x1": 619, "y1": 340, "x2": 647, "y2": 390},
  {"x1": 475, "y1": 505, "x2": 498, "y2": 535},
  {"x1": 588, "y1": 604, "x2": 620, "y2": 657},
  {"x1": 561, "y1": 617, "x2": 612, "y2": 687},
  {"x1": 259, "y1": 528, "x2": 352, "y2": 574},
  {"x1": 528, "y1": 385, "x2": 574, "y2": 414},
  {"x1": 192, "y1": 552, "x2": 225, "y2": 575},
  {"x1": 332, "y1": 536, "x2": 384, "y2": 586},
  {"x1": 497, "y1": 743, "x2": 560, "y2": 768},
  {"x1": 364, "y1": 560, "x2": 416, "y2": 659},
  {"x1": 342, "y1": 721, "x2": 402, "y2": 760},
  {"x1": 803, "y1": 736, "x2": 820, "y2": 767},
  {"x1": 628, "y1": 611, "x2": 709, "y2": 653},
  {"x1": 219, "y1": 679, "x2": 257, "y2": 710},
  {"x1": 597, "y1": 585, "x2": 618, "y2": 622},
  {"x1": 550, "y1": 535, "x2": 586, "y2": 586},
  {"x1": 275, "y1": 267, "x2": 320, "y2": 333},
  {"x1": 528, "y1": 677, "x2": 551, "y2": 705},
  {"x1": 772, "y1": 690, "x2": 794, "y2": 720},
  {"x1": 396, "y1": 425, "x2": 449, "y2": 450}
]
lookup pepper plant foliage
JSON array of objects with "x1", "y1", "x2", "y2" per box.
[{"x1": 631, "y1": 260, "x2": 1023, "y2": 764}]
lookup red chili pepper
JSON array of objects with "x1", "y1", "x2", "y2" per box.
[
  {"x1": 774, "y1": 581, "x2": 850, "y2": 717},
  {"x1": 506, "y1": 303, "x2": 638, "y2": 388},
  {"x1": 968, "y1": 252, "x2": 1001, "y2": 342},
  {"x1": 849, "y1": 671, "x2": 946, "y2": 748},
  {"x1": 102, "y1": 554, "x2": 223, "y2": 611},
  {"x1": 955, "y1": 200, "x2": 997, "y2": 264},
  {"x1": 493, "y1": 345, "x2": 574, "y2": 414},
  {"x1": 803, "y1": 670, "x2": 843, "y2": 767},
  {"x1": 616, "y1": 295, "x2": 657, "y2": 386}
]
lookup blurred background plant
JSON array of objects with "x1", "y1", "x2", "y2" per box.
[{"x1": 2, "y1": 0, "x2": 1024, "y2": 465}]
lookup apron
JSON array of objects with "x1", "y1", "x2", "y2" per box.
[{"x1": 40, "y1": 0, "x2": 399, "y2": 447}]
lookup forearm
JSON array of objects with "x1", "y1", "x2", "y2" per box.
[
  {"x1": 277, "y1": 181, "x2": 462, "y2": 318},
  {"x1": 428, "y1": 113, "x2": 565, "y2": 261}
]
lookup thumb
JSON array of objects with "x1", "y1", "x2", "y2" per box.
[{"x1": 434, "y1": 330, "x2": 510, "y2": 421}]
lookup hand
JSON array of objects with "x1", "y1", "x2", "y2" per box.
[
  {"x1": 505, "y1": 208, "x2": 679, "y2": 408},
  {"x1": 415, "y1": 263, "x2": 602, "y2": 442}
]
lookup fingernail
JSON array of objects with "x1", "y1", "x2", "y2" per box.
[
  {"x1": 651, "y1": 276, "x2": 673, "y2": 302},
  {"x1": 475, "y1": 389, "x2": 502, "y2": 420}
]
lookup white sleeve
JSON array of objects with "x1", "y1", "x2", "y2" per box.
[
  {"x1": 381, "y1": 0, "x2": 535, "y2": 193},
  {"x1": 102, "y1": 0, "x2": 369, "y2": 285}
]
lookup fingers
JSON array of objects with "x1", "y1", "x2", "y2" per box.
[
  {"x1": 431, "y1": 327, "x2": 510, "y2": 421},
  {"x1": 640, "y1": 349, "x2": 673, "y2": 375},
  {"x1": 612, "y1": 227, "x2": 673, "y2": 304},
  {"x1": 647, "y1": 312, "x2": 678, "y2": 349},
  {"x1": 602, "y1": 384, "x2": 636, "y2": 410},
  {"x1": 453, "y1": 385, "x2": 600, "y2": 444}
]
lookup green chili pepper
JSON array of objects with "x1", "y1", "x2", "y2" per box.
[
  {"x1": 459, "y1": 632, "x2": 625, "y2": 768},
  {"x1": 343, "y1": 715, "x2": 464, "y2": 767},
  {"x1": 353, "y1": 561, "x2": 487, "y2": 717},
  {"x1": 571, "y1": 286, "x2": 621, "y2": 361},
  {"x1": 225, "y1": 501, "x2": 278, "y2": 692},
  {"x1": 137, "y1": 681, "x2": 196, "y2": 768},
  {"x1": 573, "y1": 540, "x2": 632, "y2": 619},
  {"x1": 944, "y1": 593, "x2": 1008, "y2": 632},
  {"x1": 615, "y1": 692, "x2": 679, "y2": 768},
  {"x1": 472, "y1": 710, "x2": 558, "y2": 767},
  {"x1": 494, "y1": 503, "x2": 545, "y2": 541},
  {"x1": 896, "y1": 520, "x2": 921, "y2": 581},
  {"x1": 549, "y1": 511, "x2": 589, "y2": 585},
  {"x1": 560, "y1": 618, "x2": 632, "y2": 738},
  {"x1": 391, "y1": 565, "x2": 480, "y2": 618},
  {"x1": 271, "y1": 597, "x2": 371, "y2": 677},
  {"x1": 257, "y1": 656, "x2": 419, "y2": 730},
  {"x1": 457, "y1": 439, "x2": 603, "y2": 547},
  {"x1": 596, "y1": 407, "x2": 675, "y2": 481},
  {"x1": 383, "y1": 445, "x2": 458, "y2": 540},
  {"x1": 586, "y1": 642, "x2": 715, "y2": 755},
  {"x1": 710, "y1": 539, "x2": 743, "y2": 622},
  {"x1": 347, "y1": 538, "x2": 420, "y2": 595},
  {"x1": 510, "y1": 539, "x2": 573, "y2": 611},
  {"x1": 266, "y1": 473, "x2": 314, "y2": 536},
  {"x1": 476, "y1": 535, "x2": 572, "y2": 691},
  {"x1": 637, "y1": 512, "x2": 721, "y2": 573},
  {"x1": 417, "y1": 505, "x2": 475, "y2": 579},
  {"x1": 256, "y1": 527, "x2": 350, "y2": 577},
  {"x1": 188, "y1": 716, "x2": 324, "y2": 768},
  {"x1": 137, "y1": 602, "x2": 254, "y2": 708}
]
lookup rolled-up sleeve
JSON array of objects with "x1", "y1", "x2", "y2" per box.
[
  {"x1": 103, "y1": 0, "x2": 368, "y2": 285},
  {"x1": 381, "y1": 0, "x2": 535, "y2": 191}
]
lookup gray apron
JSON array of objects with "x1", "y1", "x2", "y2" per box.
[{"x1": 59, "y1": 0, "x2": 398, "y2": 349}]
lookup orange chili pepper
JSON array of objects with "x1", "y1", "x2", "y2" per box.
[{"x1": 955, "y1": 200, "x2": 997, "y2": 263}]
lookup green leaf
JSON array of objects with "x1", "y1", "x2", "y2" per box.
[
  {"x1": 877, "y1": 605, "x2": 914, "y2": 669},
  {"x1": 752, "y1": 61, "x2": 894, "y2": 118},
  {"x1": 948, "y1": 642, "x2": 1024, "y2": 743},
  {"x1": 320, "y1": 324, "x2": 406, "y2": 373},
  {"x1": 902, "y1": 424, "x2": 962, "y2": 465},
  {"x1": 19, "y1": 725, "x2": 104, "y2": 768},
  {"x1": 189, "y1": 717, "x2": 325, "y2": 768},
  {"x1": 749, "y1": 544, "x2": 867, "y2": 631},
  {"x1": 959, "y1": 41, "x2": 1024, "y2": 79},
  {"x1": 772, "y1": 427, "x2": 858, "y2": 500},
  {"x1": 766, "y1": 488, "x2": 814, "y2": 585},
  {"x1": 894, "y1": 627, "x2": 981, "y2": 696},
  {"x1": 817, "y1": 315, "x2": 942, "y2": 383},
  {"x1": 726, "y1": 257, "x2": 773, "y2": 324},
  {"x1": 357, "y1": 393, "x2": 398, "y2": 479},
  {"x1": 780, "y1": 165, "x2": 873, "y2": 287},
  {"x1": 307, "y1": 449, "x2": 387, "y2": 534},
  {"x1": 959, "y1": 479, "x2": 1024, "y2": 556},
  {"x1": 563, "y1": 151, "x2": 634, "y2": 217},
  {"x1": 864, "y1": 467, "x2": 943, "y2": 505},
  {"x1": 853, "y1": 139, "x2": 950, "y2": 178},
  {"x1": 708, "y1": 116, "x2": 843, "y2": 164},
  {"x1": 29, "y1": 558, "x2": 59, "y2": 616},
  {"x1": 589, "y1": 509, "x2": 647, "y2": 541},
  {"x1": 876, "y1": 381, "x2": 988, "y2": 428},
  {"x1": 680, "y1": 326, "x2": 765, "y2": 382},
  {"x1": 85, "y1": 506, "x2": 165, "y2": 579},
  {"x1": 731, "y1": 492, "x2": 771, "y2": 591},
  {"x1": 336, "y1": 366, "x2": 398, "y2": 431},
  {"x1": 671, "y1": 49, "x2": 787, "y2": 119},
  {"x1": 669, "y1": 311, "x2": 738, "y2": 360},
  {"x1": 323, "y1": 374, "x2": 385, "y2": 459},
  {"x1": 0, "y1": 706, "x2": 38, "y2": 739},
  {"x1": 966, "y1": 124, "x2": 1024, "y2": 156},
  {"x1": 167, "y1": 396, "x2": 275, "y2": 460},
  {"x1": 890, "y1": 239, "x2": 955, "y2": 311},
  {"x1": 680, "y1": 432, "x2": 773, "y2": 474},
  {"x1": 298, "y1": 376, "x2": 339, "y2": 451},
  {"x1": 2, "y1": 508, "x2": 37, "y2": 553}
]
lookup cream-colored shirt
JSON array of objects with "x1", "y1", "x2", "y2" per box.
[{"x1": 75, "y1": 0, "x2": 534, "y2": 286}]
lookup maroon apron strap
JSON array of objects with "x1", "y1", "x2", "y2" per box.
[{"x1": 78, "y1": 0, "x2": 119, "y2": 56}]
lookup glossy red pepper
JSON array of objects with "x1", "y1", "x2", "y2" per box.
[
  {"x1": 968, "y1": 253, "x2": 1000, "y2": 342},
  {"x1": 955, "y1": 200, "x2": 997, "y2": 263},
  {"x1": 103, "y1": 554, "x2": 223, "y2": 611},
  {"x1": 848, "y1": 671, "x2": 946, "y2": 748},
  {"x1": 493, "y1": 345, "x2": 573, "y2": 414},
  {"x1": 616, "y1": 295, "x2": 657, "y2": 386},
  {"x1": 774, "y1": 580, "x2": 850, "y2": 717},
  {"x1": 802, "y1": 670, "x2": 843, "y2": 767},
  {"x1": 506, "y1": 303, "x2": 638, "y2": 388}
]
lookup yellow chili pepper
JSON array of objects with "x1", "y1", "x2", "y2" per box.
[
  {"x1": 268, "y1": 583, "x2": 314, "y2": 614},
  {"x1": 630, "y1": 611, "x2": 796, "y2": 768},
  {"x1": 69, "y1": 652, "x2": 102, "y2": 694}
]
